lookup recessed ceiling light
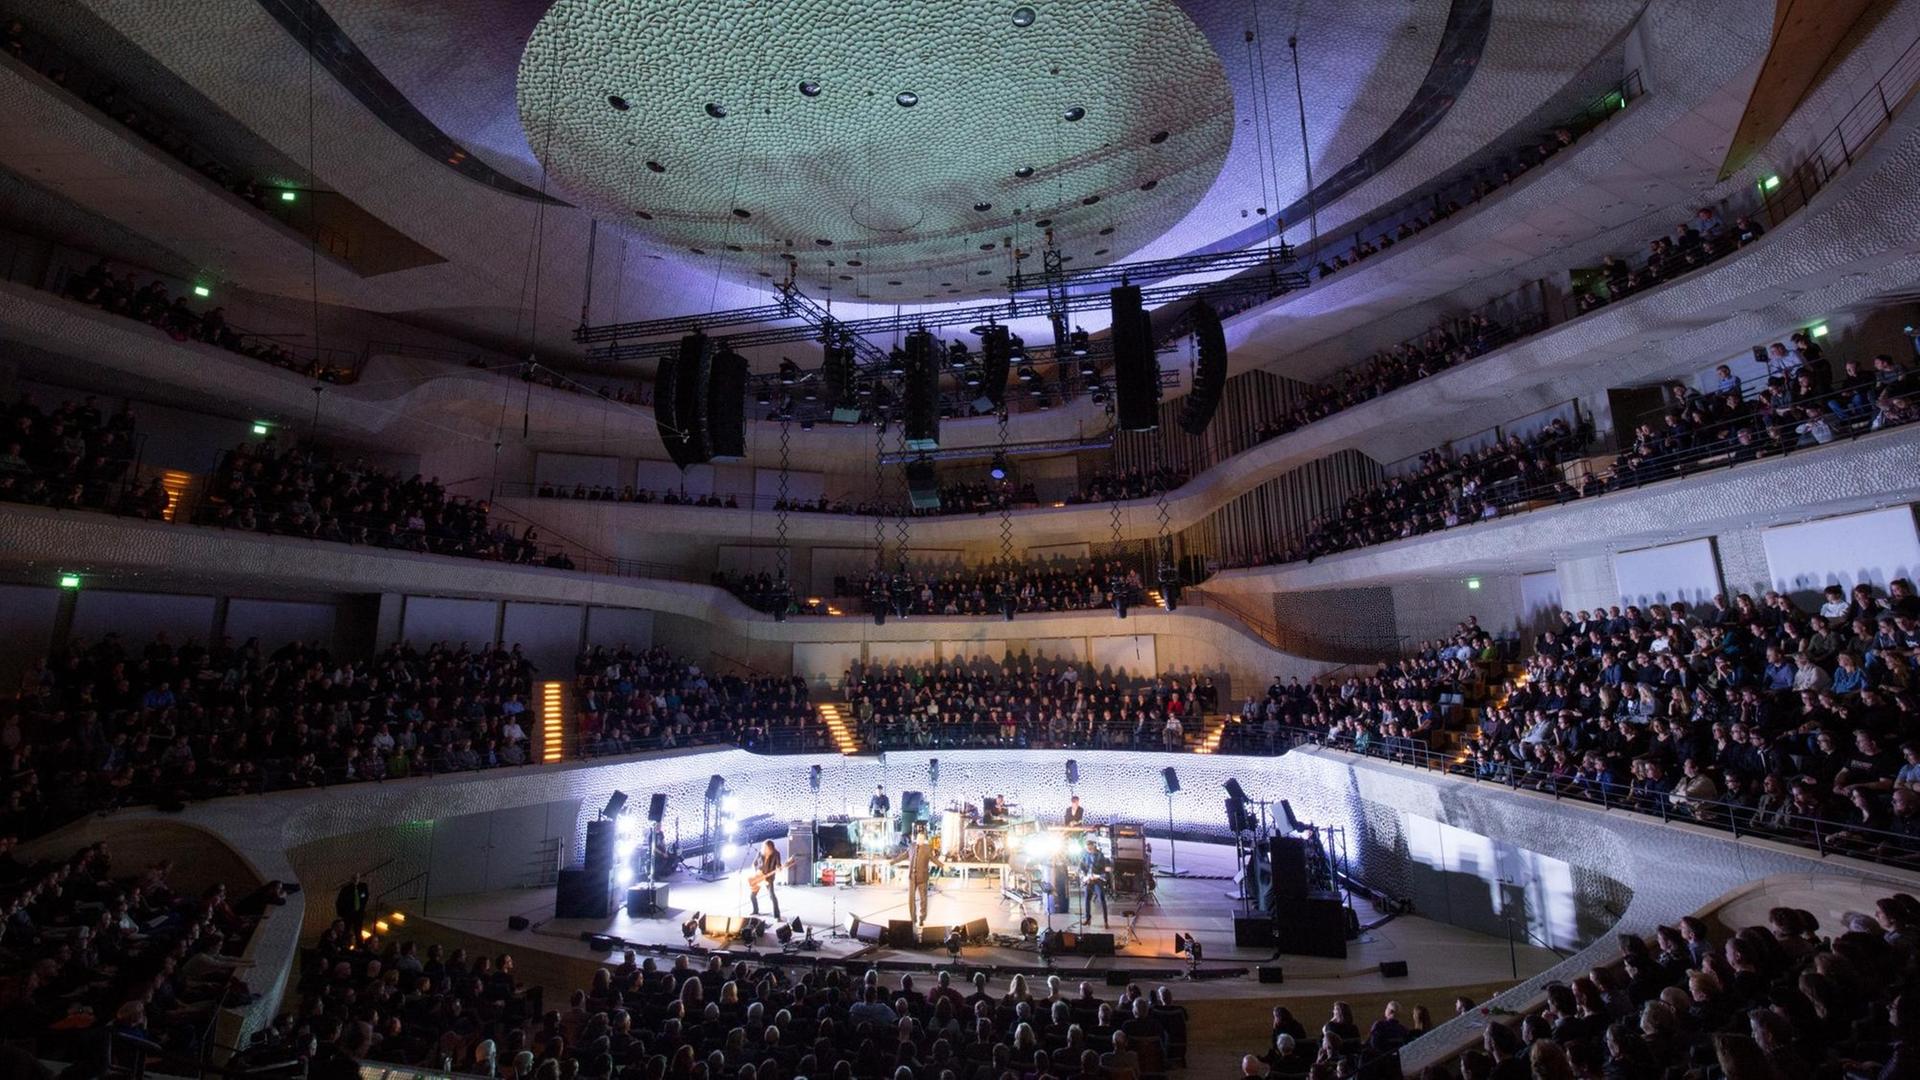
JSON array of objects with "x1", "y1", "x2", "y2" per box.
[
  {"x1": 1139, "y1": 179, "x2": 1159, "y2": 191},
  {"x1": 896, "y1": 91, "x2": 919, "y2": 107},
  {"x1": 705, "y1": 103, "x2": 728, "y2": 118},
  {"x1": 635, "y1": 210, "x2": 654, "y2": 220},
  {"x1": 608, "y1": 94, "x2": 630, "y2": 111},
  {"x1": 1014, "y1": 166, "x2": 1035, "y2": 178},
  {"x1": 1149, "y1": 130, "x2": 1170, "y2": 144},
  {"x1": 1098, "y1": 226, "x2": 1115, "y2": 235},
  {"x1": 1094, "y1": 248, "x2": 1109, "y2": 256},
  {"x1": 726, "y1": 244, "x2": 743, "y2": 251},
  {"x1": 846, "y1": 259, "x2": 863, "y2": 266},
  {"x1": 690, "y1": 247, "x2": 706, "y2": 254},
  {"x1": 839, "y1": 274, "x2": 853, "y2": 280},
  {"x1": 815, "y1": 238, "x2": 834, "y2": 246},
  {"x1": 732, "y1": 208, "x2": 752, "y2": 219},
  {"x1": 799, "y1": 81, "x2": 822, "y2": 97},
  {"x1": 1012, "y1": 5, "x2": 1037, "y2": 27},
  {"x1": 979, "y1": 243, "x2": 996, "y2": 251},
  {"x1": 1035, "y1": 218, "x2": 1052, "y2": 227},
  {"x1": 887, "y1": 280, "x2": 903, "y2": 286},
  {"x1": 973, "y1": 202, "x2": 992, "y2": 212},
  {"x1": 645, "y1": 160, "x2": 666, "y2": 173},
  {"x1": 1081, "y1": 194, "x2": 1100, "y2": 205},
  {"x1": 780, "y1": 252, "x2": 796, "y2": 260},
  {"x1": 976, "y1": 269, "x2": 991, "y2": 275},
  {"x1": 1063, "y1": 106, "x2": 1086, "y2": 122}
]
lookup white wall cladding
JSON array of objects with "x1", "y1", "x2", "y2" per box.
[
  {"x1": 70, "y1": 589, "x2": 216, "y2": 646},
  {"x1": 1762, "y1": 506, "x2": 1920, "y2": 607},
  {"x1": 1612, "y1": 538, "x2": 1721, "y2": 609},
  {"x1": 225, "y1": 598, "x2": 340, "y2": 652}
]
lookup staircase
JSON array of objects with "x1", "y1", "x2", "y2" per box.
[
  {"x1": 816, "y1": 703, "x2": 860, "y2": 754},
  {"x1": 1187, "y1": 714, "x2": 1228, "y2": 754}
]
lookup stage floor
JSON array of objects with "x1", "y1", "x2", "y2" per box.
[{"x1": 416, "y1": 840, "x2": 1561, "y2": 998}]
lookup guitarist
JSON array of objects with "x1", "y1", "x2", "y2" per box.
[
  {"x1": 1080, "y1": 838, "x2": 1111, "y2": 928},
  {"x1": 749, "y1": 839, "x2": 782, "y2": 920}
]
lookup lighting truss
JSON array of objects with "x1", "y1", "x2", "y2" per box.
[{"x1": 1004, "y1": 244, "x2": 1296, "y2": 293}]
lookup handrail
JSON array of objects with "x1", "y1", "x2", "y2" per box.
[{"x1": 1757, "y1": 31, "x2": 1920, "y2": 227}]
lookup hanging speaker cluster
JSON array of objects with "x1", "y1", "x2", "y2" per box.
[
  {"x1": 902, "y1": 329, "x2": 941, "y2": 451},
  {"x1": 654, "y1": 333, "x2": 747, "y2": 468},
  {"x1": 976, "y1": 325, "x2": 1011, "y2": 410},
  {"x1": 1179, "y1": 300, "x2": 1228, "y2": 437},
  {"x1": 821, "y1": 334, "x2": 857, "y2": 416},
  {"x1": 1110, "y1": 285, "x2": 1159, "y2": 432}
]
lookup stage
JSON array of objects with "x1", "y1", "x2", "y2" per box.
[{"x1": 413, "y1": 839, "x2": 1562, "y2": 999}]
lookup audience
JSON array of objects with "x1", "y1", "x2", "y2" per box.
[
  {"x1": 572, "y1": 645, "x2": 821, "y2": 755},
  {"x1": 844, "y1": 655, "x2": 1220, "y2": 750},
  {"x1": 535, "y1": 471, "x2": 1185, "y2": 517},
  {"x1": 0, "y1": 840, "x2": 266, "y2": 1066},
  {"x1": 0, "y1": 392, "x2": 146, "y2": 515},
  {"x1": 720, "y1": 558, "x2": 1149, "y2": 619},
  {"x1": 196, "y1": 438, "x2": 575, "y2": 569}
]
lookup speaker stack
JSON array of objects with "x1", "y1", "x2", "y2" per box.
[
  {"x1": 1178, "y1": 300, "x2": 1227, "y2": 436},
  {"x1": 1110, "y1": 285, "x2": 1160, "y2": 431},
  {"x1": 653, "y1": 333, "x2": 749, "y2": 467},
  {"x1": 902, "y1": 329, "x2": 941, "y2": 450},
  {"x1": 976, "y1": 325, "x2": 1012, "y2": 411},
  {"x1": 707, "y1": 345, "x2": 749, "y2": 460}
]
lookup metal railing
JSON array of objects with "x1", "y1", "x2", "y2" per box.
[
  {"x1": 1757, "y1": 31, "x2": 1920, "y2": 226},
  {"x1": 1184, "y1": 586, "x2": 1410, "y2": 663}
]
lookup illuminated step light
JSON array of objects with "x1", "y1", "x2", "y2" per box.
[
  {"x1": 1810, "y1": 323, "x2": 1829, "y2": 338},
  {"x1": 281, "y1": 190, "x2": 297, "y2": 202},
  {"x1": 1466, "y1": 578, "x2": 1482, "y2": 590},
  {"x1": 192, "y1": 284, "x2": 211, "y2": 297},
  {"x1": 1761, "y1": 175, "x2": 1780, "y2": 191},
  {"x1": 252, "y1": 421, "x2": 271, "y2": 435},
  {"x1": 59, "y1": 574, "x2": 81, "y2": 589}
]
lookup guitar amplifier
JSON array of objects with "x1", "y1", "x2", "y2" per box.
[
  {"x1": 1109, "y1": 823, "x2": 1146, "y2": 863},
  {"x1": 787, "y1": 823, "x2": 814, "y2": 886}
]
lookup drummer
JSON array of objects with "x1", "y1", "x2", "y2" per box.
[{"x1": 981, "y1": 794, "x2": 1008, "y2": 825}]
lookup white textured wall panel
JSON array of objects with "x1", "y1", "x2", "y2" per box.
[
  {"x1": 400, "y1": 596, "x2": 499, "y2": 647},
  {"x1": 1763, "y1": 506, "x2": 1920, "y2": 607},
  {"x1": 1612, "y1": 538, "x2": 1721, "y2": 609},
  {"x1": 225, "y1": 598, "x2": 339, "y2": 652},
  {"x1": 71, "y1": 589, "x2": 216, "y2": 646}
]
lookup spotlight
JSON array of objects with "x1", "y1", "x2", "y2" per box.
[
  {"x1": 681, "y1": 915, "x2": 701, "y2": 944},
  {"x1": 776, "y1": 922, "x2": 795, "y2": 945},
  {"x1": 778, "y1": 359, "x2": 800, "y2": 385},
  {"x1": 1019, "y1": 916, "x2": 1040, "y2": 940},
  {"x1": 945, "y1": 928, "x2": 963, "y2": 959},
  {"x1": 721, "y1": 843, "x2": 739, "y2": 860},
  {"x1": 1008, "y1": 335, "x2": 1027, "y2": 362},
  {"x1": 755, "y1": 389, "x2": 772, "y2": 406},
  {"x1": 1069, "y1": 328, "x2": 1090, "y2": 356},
  {"x1": 1017, "y1": 365, "x2": 1037, "y2": 383},
  {"x1": 989, "y1": 452, "x2": 1007, "y2": 480},
  {"x1": 1080, "y1": 357, "x2": 1097, "y2": 377}
]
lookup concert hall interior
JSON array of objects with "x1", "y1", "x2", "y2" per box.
[{"x1": 9, "y1": 0, "x2": 1920, "y2": 1078}]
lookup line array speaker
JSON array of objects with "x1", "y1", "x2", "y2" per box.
[
  {"x1": 821, "y1": 337, "x2": 857, "y2": 410},
  {"x1": 1178, "y1": 300, "x2": 1227, "y2": 436},
  {"x1": 1110, "y1": 285, "x2": 1159, "y2": 431},
  {"x1": 656, "y1": 333, "x2": 714, "y2": 467},
  {"x1": 903, "y1": 329, "x2": 940, "y2": 450},
  {"x1": 584, "y1": 819, "x2": 615, "y2": 872},
  {"x1": 977, "y1": 325, "x2": 1011, "y2": 408},
  {"x1": 707, "y1": 344, "x2": 748, "y2": 460},
  {"x1": 905, "y1": 458, "x2": 940, "y2": 510}
]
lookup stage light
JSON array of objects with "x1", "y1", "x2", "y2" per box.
[
  {"x1": 778, "y1": 358, "x2": 800, "y2": 384},
  {"x1": 1069, "y1": 328, "x2": 1090, "y2": 356},
  {"x1": 682, "y1": 914, "x2": 701, "y2": 943},
  {"x1": 721, "y1": 843, "x2": 739, "y2": 860},
  {"x1": 989, "y1": 452, "x2": 1007, "y2": 480},
  {"x1": 945, "y1": 928, "x2": 963, "y2": 959},
  {"x1": 776, "y1": 923, "x2": 794, "y2": 945},
  {"x1": 616, "y1": 863, "x2": 635, "y2": 886},
  {"x1": 1017, "y1": 365, "x2": 1037, "y2": 383},
  {"x1": 374, "y1": 919, "x2": 390, "y2": 933},
  {"x1": 1008, "y1": 335, "x2": 1026, "y2": 361},
  {"x1": 722, "y1": 796, "x2": 740, "y2": 814},
  {"x1": 1019, "y1": 916, "x2": 1039, "y2": 939}
]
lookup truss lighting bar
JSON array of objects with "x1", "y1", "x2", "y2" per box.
[
  {"x1": 581, "y1": 271, "x2": 1307, "y2": 364},
  {"x1": 573, "y1": 303, "x2": 790, "y2": 344},
  {"x1": 1005, "y1": 244, "x2": 1296, "y2": 293},
  {"x1": 877, "y1": 433, "x2": 1116, "y2": 466}
]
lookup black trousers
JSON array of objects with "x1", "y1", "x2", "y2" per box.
[{"x1": 752, "y1": 878, "x2": 780, "y2": 918}]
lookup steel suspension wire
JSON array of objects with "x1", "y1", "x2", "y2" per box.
[
  {"x1": 872, "y1": 421, "x2": 888, "y2": 576},
  {"x1": 892, "y1": 422, "x2": 911, "y2": 573},
  {"x1": 776, "y1": 416, "x2": 793, "y2": 601},
  {"x1": 996, "y1": 408, "x2": 1014, "y2": 569},
  {"x1": 1288, "y1": 33, "x2": 1320, "y2": 250}
]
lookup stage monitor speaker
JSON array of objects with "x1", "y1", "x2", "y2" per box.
[
  {"x1": 1075, "y1": 933, "x2": 1116, "y2": 957},
  {"x1": 1110, "y1": 285, "x2": 1159, "y2": 432},
  {"x1": 1380, "y1": 960, "x2": 1409, "y2": 978},
  {"x1": 964, "y1": 917, "x2": 990, "y2": 944},
  {"x1": 849, "y1": 916, "x2": 885, "y2": 943},
  {"x1": 1233, "y1": 918, "x2": 1276, "y2": 948},
  {"x1": 586, "y1": 933, "x2": 617, "y2": 952},
  {"x1": 647, "y1": 793, "x2": 668, "y2": 823},
  {"x1": 918, "y1": 924, "x2": 952, "y2": 947},
  {"x1": 1271, "y1": 894, "x2": 1349, "y2": 958},
  {"x1": 905, "y1": 458, "x2": 940, "y2": 510},
  {"x1": 702, "y1": 914, "x2": 743, "y2": 938},
  {"x1": 902, "y1": 330, "x2": 940, "y2": 450},
  {"x1": 507, "y1": 916, "x2": 530, "y2": 931},
  {"x1": 1161, "y1": 766, "x2": 1181, "y2": 794},
  {"x1": 1178, "y1": 300, "x2": 1227, "y2": 436},
  {"x1": 554, "y1": 868, "x2": 615, "y2": 919},
  {"x1": 1105, "y1": 970, "x2": 1133, "y2": 987},
  {"x1": 1269, "y1": 836, "x2": 1310, "y2": 901},
  {"x1": 626, "y1": 882, "x2": 668, "y2": 917},
  {"x1": 977, "y1": 325, "x2": 1012, "y2": 408},
  {"x1": 888, "y1": 920, "x2": 915, "y2": 948},
  {"x1": 656, "y1": 333, "x2": 713, "y2": 468},
  {"x1": 707, "y1": 345, "x2": 748, "y2": 460},
  {"x1": 1258, "y1": 965, "x2": 1286, "y2": 984},
  {"x1": 584, "y1": 819, "x2": 616, "y2": 873}
]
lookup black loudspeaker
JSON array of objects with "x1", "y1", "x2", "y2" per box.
[
  {"x1": 1233, "y1": 917, "x2": 1276, "y2": 947},
  {"x1": 657, "y1": 333, "x2": 714, "y2": 468},
  {"x1": 1271, "y1": 894, "x2": 1349, "y2": 958},
  {"x1": 1178, "y1": 300, "x2": 1227, "y2": 436},
  {"x1": 707, "y1": 345, "x2": 748, "y2": 459},
  {"x1": 977, "y1": 325, "x2": 1011, "y2": 408},
  {"x1": 627, "y1": 882, "x2": 668, "y2": 917},
  {"x1": 905, "y1": 458, "x2": 940, "y2": 510},
  {"x1": 918, "y1": 924, "x2": 952, "y2": 947},
  {"x1": 1269, "y1": 836, "x2": 1310, "y2": 900},
  {"x1": 647, "y1": 793, "x2": 668, "y2": 823},
  {"x1": 888, "y1": 919, "x2": 915, "y2": 947},
  {"x1": 706, "y1": 775, "x2": 727, "y2": 801},
  {"x1": 1225, "y1": 797, "x2": 1249, "y2": 834},
  {"x1": 1380, "y1": 960, "x2": 1409, "y2": 978},
  {"x1": 821, "y1": 337, "x2": 857, "y2": 410},
  {"x1": 507, "y1": 916, "x2": 530, "y2": 931},
  {"x1": 1110, "y1": 285, "x2": 1159, "y2": 431},
  {"x1": 1065, "y1": 759, "x2": 1079, "y2": 785},
  {"x1": 554, "y1": 868, "x2": 615, "y2": 919},
  {"x1": 1223, "y1": 777, "x2": 1249, "y2": 804},
  {"x1": 601, "y1": 791, "x2": 629, "y2": 820},
  {"x1": 902, "y1": 330, "x2": 940, "y2": 450},
  {"x1": 900, "y1": 791, "x2": 926, "y2": 821},
  {"x1": 586, "y1": 933, "x2": 617, "y2": 952},
  {"x1": 964, "y1": 917, "x2": 990, "y2": 943},
  {"x1": 1258, "y1": 966, "x2": 1286, "y2": 984},
  {"x1": 1161, "y1": 767, "x2": 1181, "y2": 794},
  {"x1": 849, "y1": 916, "x2": 885, "y2": 943},
  {"x1": 1075, "y1": 933, "x2": 1116, "y2": 956},
  {"x1": 584, "y1": 819, "x2": 616, "y2": 872},
  {"x1": 1105, "y1": 969, "x2": 1133, "y2": 987}
]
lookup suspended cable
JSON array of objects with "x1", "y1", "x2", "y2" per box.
[{"x1": 1288, "y1": 34, "x2": 1320, "y2": 250}]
